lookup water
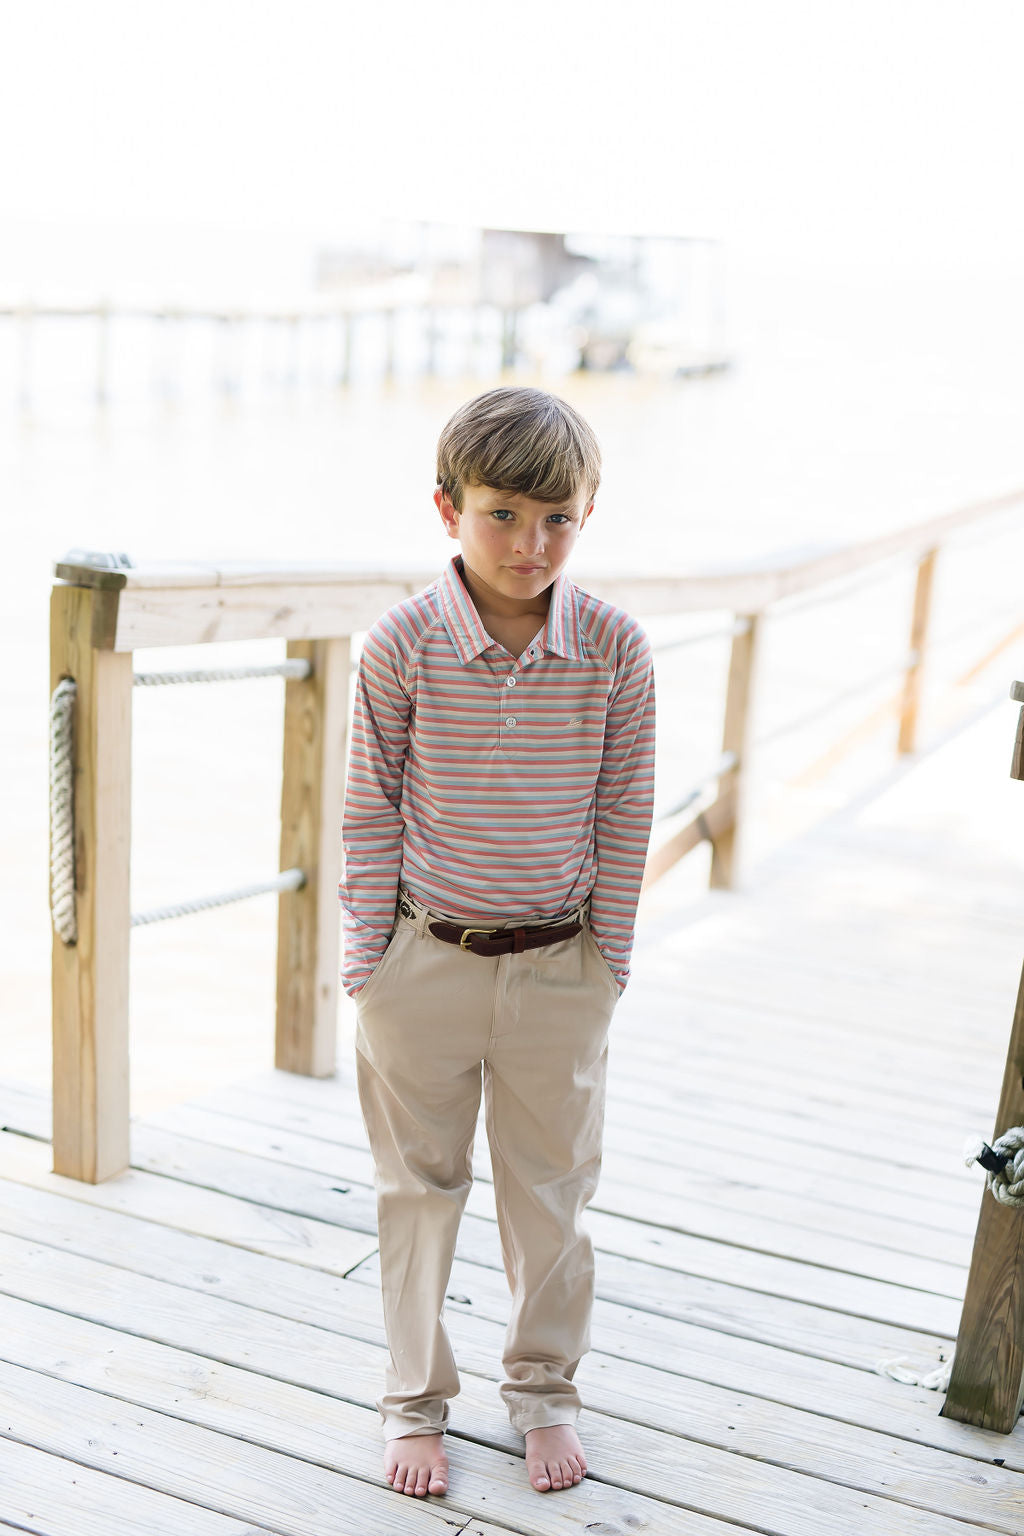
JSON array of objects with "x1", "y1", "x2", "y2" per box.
[{"x1": 4, "y1": 264, "x2": 1024, "y2": 1111}]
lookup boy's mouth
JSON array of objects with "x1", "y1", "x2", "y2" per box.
[{"x1": 508, "y1": 565, "x2": 545, "y2": 573}]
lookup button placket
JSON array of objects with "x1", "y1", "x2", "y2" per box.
[{"x1": 500, "y1": 667, "x2": 521, "y2": 737}]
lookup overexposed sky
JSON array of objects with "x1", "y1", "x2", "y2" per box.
[{"x1": 1, "y1": 0, "x2": 1022, "y2": 283}]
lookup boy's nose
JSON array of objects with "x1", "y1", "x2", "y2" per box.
[{"x1": 514, "y1": 525, "x2": 546, "y2": 554}]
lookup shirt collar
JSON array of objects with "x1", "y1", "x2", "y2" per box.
[{"x1": 438, "y1": 555, "x2": 585, "y2": 664}]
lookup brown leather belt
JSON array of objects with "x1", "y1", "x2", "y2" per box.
[{"x1": 426, "y1": 915, "x2": 584, "y2": 956}]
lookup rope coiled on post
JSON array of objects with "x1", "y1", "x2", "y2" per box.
[
  {"x1": 49, "y1": 677, "x2": 78, "y2": 945},
  {"x1": 964, "y1": 1129, "x2": 1024, "y2": 1207}
]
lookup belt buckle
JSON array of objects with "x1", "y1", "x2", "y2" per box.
[{"x1": 459, "y1": 925, "x2": 498, "y2": 951}]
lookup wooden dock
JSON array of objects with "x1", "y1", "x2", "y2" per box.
[{"x1": 3, "y1": 700, "x2": 1024, "y2": 1534}]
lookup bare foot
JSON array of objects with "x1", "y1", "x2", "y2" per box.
[
  {"x1": 524, "y1": 1424, "x2": 587, "y2": 1492},
  {"x1": 384, "y1": 1433, "x2": 449, "y2": 1497}
]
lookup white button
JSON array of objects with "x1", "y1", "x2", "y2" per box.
[
  {"x1": 505, "y1": 716, "x2": 517, "y2": 727},
  {"x1": 506, "y1": 675, "x2": 516, "y2": 686}
]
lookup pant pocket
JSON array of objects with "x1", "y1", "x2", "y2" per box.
[
  {"x1": 583, "y1": 925, "x2": 622, "y2": 1001},
  {"x1": 354, "y1": 922, "x2": 404, "y2": 1009}
]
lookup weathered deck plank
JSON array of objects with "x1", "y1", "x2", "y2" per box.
[
  {"x1": 4, "y1": 701, "x2": 1024, "y2": 1531},
  {"x1": 0, "y1": 1174, "x2": 953, "y2": 1382},
  {"x1": 0, "y1": 1258, "x2": 1018, "y2": 1533},
  {"x1": 0, "y1": 1437, "x2": 290, "y2": 1536},
  {"x1": 0, "y1": 1127, "x2": 964, "y2": 1330},
  {"x1": 168, "y1": 1077, "x2": 986, "y2": 1218},
  {"x1": 130, "y1": 1097, "x2": 979, "y2": 1263},
  {"x1": 6, "y1": 1082, "x2": 974, "y2": 1274}
]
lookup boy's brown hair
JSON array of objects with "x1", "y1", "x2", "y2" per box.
[{"x1": 436, "y1": 386, "x2": 601, "y2": 511}]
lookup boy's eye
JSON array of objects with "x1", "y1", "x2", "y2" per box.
[{"x1": 490, "y1": 509, "x2": 571, "y2": 524}]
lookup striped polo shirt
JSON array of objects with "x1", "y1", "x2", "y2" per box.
[{"x1": 338, "y1": 554, "x2": 656, "y2": 996}]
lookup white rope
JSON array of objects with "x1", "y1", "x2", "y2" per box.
[
  {"x1": 133, "y1": 659, "x2": 312, "y2": 687},
  {"x1": 964, "y1": 1129, "x2": 1024, "y2": 1207},
  {"x1": 49, "y1": 677, "x2": 78, "y2": 945},
  {"x1": 875, "y1": 1355, "x2": 954, "y2": 1391},
  {"x1": 131, "y1": 867, "x2": 306, "y2": 927},
  {"x1": 655, "y1": 751, "x2": 738, "y2": 823}
]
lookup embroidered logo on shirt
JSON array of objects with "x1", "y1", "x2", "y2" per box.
[{"x1": 568, "y1": 716, "x2": 584, "y2": 726}]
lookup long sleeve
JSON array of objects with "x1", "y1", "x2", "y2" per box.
[
  {"x1": 338, "y1": 620, "x2": 411, "y2": 996},
  {"x1": 588, "y1": 623, "x2": 656, "y2": 990}
]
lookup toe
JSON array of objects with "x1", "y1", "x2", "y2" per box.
[
  {"x1": 530, "y1": 1462, "x2": 551, "y2": 1491},
  {"x1": 414, "y1": 1466, "x2": 430, "y2": 1497}
]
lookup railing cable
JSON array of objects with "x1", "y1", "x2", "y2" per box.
[
  {"x1": 133, "y1": 659, "x2": 312, "y2": 687},
  {"x1": 655, "y1": 751, "x2": 737, "y2": 822},
  {"x1": 131, "y1": 868, "x2": 306, "y2": 928}
]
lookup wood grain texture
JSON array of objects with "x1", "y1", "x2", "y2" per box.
[
  {"x1": 897, "y1": 547, "x2": 937, "y2": 755},
  {"x1": 49, "y1": 583, "x2": 132, "y2": 1183},
  {"x1": 710, "y1": 613, "x2": 760, "y2": 889},
  {"x1": 16, "y1": 674, "x2": 1024, "y2": 1526},
  {"x1": 943, "y1": 953, "x2": 1024, "y2": 1432},
  {"x1": 275, "y1": 636, "x2": 350, "y2": 1077},
  {"x1": 0, "y1": 1260, "x2": 1013, "y2": 1534}
]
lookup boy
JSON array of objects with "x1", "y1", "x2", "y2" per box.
[{"x1": 338, "y1": 385, "x2": 656, "y2": 1499}]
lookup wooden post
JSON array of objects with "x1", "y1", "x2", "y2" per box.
[
  {"x1": 1010, "y1": 682, "x2": 1024, "y2": 780},
  {"x1": 384, "y1": 307, "x2": 397, "y2": 379},
  {"x1": 95, "y1": 299, "x2": 110, "y2": 407},
  {"x1": 217, "y1": 315, "x2": 238, "y2": 399},
  {"x1": 338, "y1": 311, "x2": 353, "y2": 387},
  {"x1": 17, "y1": 301, "x2": 33, "y2": 413},
  {"x1": 709, "y1": 614, "x2": 760, "y2": 890},
  {"x1": 275, "y1": 636, "x2": 351, "y2": 1077},
  {"x1": 941, "y1": 680, "x2": 1024, "y2": 1432},
  {"x1": 500, "y1": 308, "x2": 517, "y2": 371},
  {"x1": 897, "y1": 547, "x2": 938, "y2": 754},
  {"x1": 50, "y1": 579, "x2": 133, "y2": 1182},
  {"x1": 424, "y1": 305, "x2": 440, "y2": 376},
  {"x1": 287, "y1": 314, "x2": 300, "y2": 389}
]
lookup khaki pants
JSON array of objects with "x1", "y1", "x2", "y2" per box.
[{"x1": 354, "y1": 886, "x2": 621, "y2": 1440}]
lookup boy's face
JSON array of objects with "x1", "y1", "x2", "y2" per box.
[{"x1": 433, "y1": 482, "x2": 593, "y2": 614}]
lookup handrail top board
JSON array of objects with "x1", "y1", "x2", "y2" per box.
[{"x1": 53, "y1": 486, "x2": 1023, "y2": 605}]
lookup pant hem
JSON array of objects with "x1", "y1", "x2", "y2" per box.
[
  {"x1": 509, "y1": 1407, "x2": 582, "y2": 1436},
  {"x1": 383, "y1": 1424, "x2": 448, "y2": 1442}
]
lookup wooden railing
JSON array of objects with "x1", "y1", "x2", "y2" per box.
[
  {"x1": 4, "y1": 299, "x2": 437, "y2": 405},
  {"x1": 49, "y1": 488, "x2": 1024, "y2": 1183},
  {"x1": 3, "y1": 299, "x2": 731, "y2": 406}
]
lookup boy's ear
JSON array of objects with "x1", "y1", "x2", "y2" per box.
[
  {"x1": 434, "y1": 485, "x2": 461, "y2": 539},
  {"x1": 581, "y1": 499, "x2": 595, "y2": 526}
]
